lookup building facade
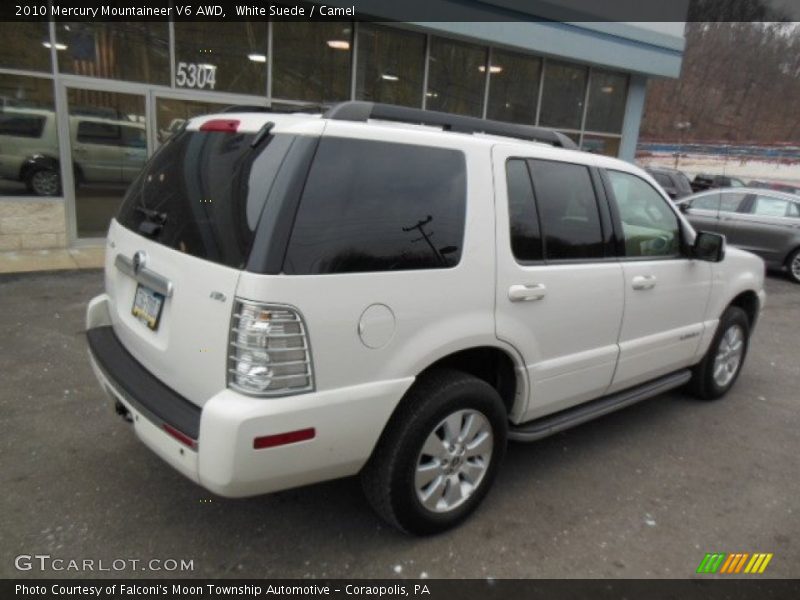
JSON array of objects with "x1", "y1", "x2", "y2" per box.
[{"x1": 0, "y1": 9, "x2": 685, "y2": 250}]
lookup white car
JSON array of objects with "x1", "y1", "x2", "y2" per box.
[{"x1": 86, "y1": 102, "x2": 766, "y2": 534}]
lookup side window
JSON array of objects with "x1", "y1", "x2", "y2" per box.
[
  {"x1": 505, "y1": 159, "x2": 542, "y2": 262},
  {"x1": 121, "y1": 126, "x2": 146, "y2": 148},
  {"x1": 527, "y1": 159, "x2": 604, "y2": 260},
  {"x1": 652, "y1": 172, "x2": 671, "y2": 187},
  {"x1": 77, "y1": 121, "x2": 123, "y2": 146},
  {"x1": 0, "y1": 114, "x2": 45, "y2": 138},
  {"x1": 284, "y1": 138, "x2": 466, "y2": 274},
  {"x1": 752, "y1": 195, "x2": 791, "y2": 217},
  {"x1": 788, "y1": 202, "x2": 800, "y2": 219},
  {"x1": 689, "y1": 193, "x2": 720, "y2": 211},
  {"x1": 607, "y1": 170, "x2": 681, "y2": 258},
  {"x1": 718, "y1": 192, "x2": 748, "y2": 213}
]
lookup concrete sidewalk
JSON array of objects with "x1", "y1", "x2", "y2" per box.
[{"x1": 0, "y1": 247, "x2": 105, "y2": 274}]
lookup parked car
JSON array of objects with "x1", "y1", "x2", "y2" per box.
[
  {"x1": 644, "y1": 166, "x2": 694, "y2": 200},
  {"x1": 747, "y1": 179, "x2": 800, "y2": 196},
  {"x1": 690, "y1": 173, "x2": 747, "y2": 193},
  {"x1": 0, "y1": 107, "x2": 147, "y2": 196},
  {"x1": 86, "y1": 102, "x2": 765, "y2": 534},
  {"x1": 677, "y1": 187, "x2": 800, "y2": 283}
]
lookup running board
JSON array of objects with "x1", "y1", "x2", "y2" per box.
[{"x1": 508, "y1": 369, "x2": 692, "y2": 442}]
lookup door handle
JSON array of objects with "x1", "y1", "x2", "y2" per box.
[
  {"x1": 632, "y1": 275, "x2": 657, "y2": 290},
  {"x1": 508, "y1": 283, "x2": 547, "y2": 302}
]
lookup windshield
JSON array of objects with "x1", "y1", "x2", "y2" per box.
[{"x1": 117, "y1": 129, "x2": 298, "y2": 269}]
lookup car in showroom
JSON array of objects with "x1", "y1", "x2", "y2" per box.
[
  {"x1": 677, "y1": 187, "x2": 800, "y2": 283},
  {"x1": 0, "y1": 107, "x2": 147, "y2": 196},
  {"x1": 85, "y1": 102, "x2": 766, "y2": 534},
  {"x1": 644, "y1": 166, "x2": 694, "y2": 200}
]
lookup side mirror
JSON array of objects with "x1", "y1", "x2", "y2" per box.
[{"x1": 692, "y1": 231, "x2": 725, "y2": 262}]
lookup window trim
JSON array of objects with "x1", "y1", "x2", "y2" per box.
[{"x1": 601, "y1": 168, "x2": 689, "y2": 262}]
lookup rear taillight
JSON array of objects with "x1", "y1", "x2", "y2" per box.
[{"x1": 228, "y1": 300, "x2": 314, "y2": 397}]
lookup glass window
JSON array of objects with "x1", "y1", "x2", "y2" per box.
[
  {"x1": 689, "y1": 194, "x2": 720, "y2": 211},
  {"x1": 752, "y1": 196, "x2": 792, "y2": 217},
  {"x1": 284, "y1": 138, "x2": 467, "y2": 274},
  {"x1": 56, "y1": 23, "x2": 169, "y2": 85},
  {"x1": 506, "y1": 159, "x2": 542, "y2": 262},
  {"x1": 355, "y1": 24, "x2": 424, "y2": 108},
  {"x1": 581, "y1": 133, "x2": 621, "y2": 157},
  {"x1": 608, "y1": 170, "x2": 681, "y2": 258},
  {"x1": 272, "y1": 22, "x2": 352, "y2": 103},
  {"x1": 0, "y1": 22, "x2": 51, "y2": 71},
  {"x1": 486, "y1": 49, "x2": 541, "y2": 124},
  {"x1": 539, "y1": 60, "x2": 588, "y2": 130},
  {"x1": 585, "y1": 69, "x2": 628, "y2": 134},
  {"x1": 528, "y1": 159, "x2": 604, "y2": 260},
  {"x1": 0, "y1": 75, "x2": 59, "y2": 197},
  {"x1": 118, "y1": 131, "x2": 302, "y2": 269},
  {"x1": 426, "y1": 37, "x2": 487, "y2": 117},
  {"x1": 652, "y1": 172, "x2": 671, "y2": 187},
  {"x1": 174, "y1": 22, "x2": 267, "y2": 95},
  {"x1": 719, "y1": 192, "x2": 748, "y2": 213},
  {"x1": 788, "y1": 202, "x2": 800, "y2": 219},
  {"x1": 155, "y1": 97, "x2": 236, "y2": 147}
]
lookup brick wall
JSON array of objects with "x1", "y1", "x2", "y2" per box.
[{"x1": 0, "y1": 199, "x2": 68, "y2": 251}]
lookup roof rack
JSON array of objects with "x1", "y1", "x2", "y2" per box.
[{"x1": 323, "y1": 101, "x2": 578, "y2": 149}]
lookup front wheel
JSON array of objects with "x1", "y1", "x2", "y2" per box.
[
  {"x1": 688, "y1": 306, "x2": 750, "y2": 400},
  {"x1": 361, "y1": 369, "x2": 507, "y2": 535},
  {"x1": 27, "y1": 168, "x2": 61, "y2": 196}
]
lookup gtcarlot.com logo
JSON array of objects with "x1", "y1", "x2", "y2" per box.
[
  {"x1": 14, "y1": 554, "x2": 194, "y2": 572},
  {"x1": 696, "y1": 552, "x2": 774, "y2": 574}
]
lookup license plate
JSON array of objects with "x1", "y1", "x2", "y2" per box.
[{"x1": 132, "y1": 284, "x2": 165, "y2": 331}]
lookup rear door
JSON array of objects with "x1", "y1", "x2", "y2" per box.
[
  {"x1": 603, "y1": 169, "x2": 712, "y2": 392},
  {"x1": 493, "y1": 146, "x2": 624, "y2": 422},
  {"x1": 732, "y1": 194, "x2": 800, "y2": 263}
]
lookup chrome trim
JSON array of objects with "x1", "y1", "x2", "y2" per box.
[{"x1": 115, "y1": 254, "x2": 174, "y2": 298}]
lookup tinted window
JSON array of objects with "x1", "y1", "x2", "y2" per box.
[
  {"x1": 77, "y1": 122, "x2": 122, "y2": 145},
  {"x1": 528, "y1": 159, "x2": 604, "y2": 260},
  {"x1": 284, "y1": 138, "x2": 466, "y2": 274},
  {"x1": 719, "y1": 192, "x2": 748, "y2": 213},
  {"x1": 608, "y1": 170, "x2": 680, "y2": 258},
  {"x1": 752, "y1": 195, "x2": 792, "y2": 217},
  {"x1": 506, "y1": 159, "x2": 542, "y2": 262},
  {"x1": 0, "y1": 114, "x2": 45, "y2": 138},
  {"x1": 117, "y1": 131, "x2": 300, "y2": 269}
]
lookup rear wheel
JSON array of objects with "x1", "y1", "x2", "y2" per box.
[
  {"x1": 27, "y1": 168, "x2": 60, "y2": 196},
  {"x1": 688, "y1": 306, "x2": 750, "y2": 400},
  {"x1": 361, "y1": 369, "x2": 507, "y2": 535},
  {"x1": 787, "y1": 248, "x2": 800, "y2": 284}
]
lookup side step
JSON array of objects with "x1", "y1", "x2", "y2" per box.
[{"x1": 508, "y1": 369, "x2": 692, "y2": 442}]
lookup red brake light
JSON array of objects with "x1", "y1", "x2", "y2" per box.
[
  {"x1": 253, "y1": 428, "x2": 315, "y2": 450},
  {"x1": 199, "y1": 119, "x2": 240, "y2": 133}
]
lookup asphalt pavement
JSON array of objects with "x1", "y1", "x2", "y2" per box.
[{"x1": 1, "y1": 269, "x2": 797, "y2": 578}]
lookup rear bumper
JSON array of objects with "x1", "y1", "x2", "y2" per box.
[{"x1": 86, "y1": 294, "x2": 413, "y2": 497}]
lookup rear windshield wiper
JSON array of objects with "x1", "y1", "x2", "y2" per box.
[{"x1": 135, "y1": 206, "x2": 167, "y2": 237}]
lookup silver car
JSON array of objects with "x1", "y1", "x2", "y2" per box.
[{"x1": 677, "y1": 187, "x2": 800, "y2": 283}]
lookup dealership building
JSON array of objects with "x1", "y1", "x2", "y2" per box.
[{"x1": 0, "y1": 6, "x2": 685, "y2": 250}]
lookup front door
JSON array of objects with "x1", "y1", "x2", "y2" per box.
[
  {"x1": 603, "y1": 169, "x2": 712, "y2": 392},
  {"x1": 493, "y1": 146, "x2": 624, "y2": 422}
]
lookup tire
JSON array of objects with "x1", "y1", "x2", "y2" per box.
[
  {"x1": 361, "y1": 368, "x2": 507, "y2": 535},
  {"x1": 688, "y1": 306, "x2": 750, "y2": 400},
  {"x1": 786, "y1": 248, "x2": 800, "y2": 284},
  {"x1": 26, "y1": 168, "x2": 61, "y2": 196}
]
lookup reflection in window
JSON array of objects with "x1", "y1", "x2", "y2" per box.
[
  {"x1": 585, "y1": 69, "x2": 628, "y2": 134},
  {"x1": 0, "y1": 22, "x2": 51, "y2": 72},
  {"x1": 581, "y1": 134, "x2": 621, "y2": 157},
  {"x1": 285, "y1": 138, "x2": 467, "y2": 274},
  {"x1": 486, "y1": 50, "x2": 541, "y2": 125},
  {"x1": 56, "y1": 23, "x2": 169, "y2": 85},
  {"x1": 506, "y1": 159, "x2": 542, "y2": 262},
  {"x1": 355, "y1": 24, "x2": 425, "y2": 108},
  {"x1": 426, "y1": 37, "x2": 487, "y2": 117},
  {"x1": 539, "y1": 60, "x2": 588, "y2": 130},
  {"x1": 0, "y1": 75, "x2": 59, "y2": 197},
  {"x1": 174, "y1": 22, "x2": 267, "y2": 95},
  {"x1": 272, "y1": 22, "x2": 352, "y2": 103},
  {"x1": 155, "y1": 98, "x2": 234, "y2": 146},
  {"x1": 608, "y1": 170, "x2": 680, "y2": 258}
]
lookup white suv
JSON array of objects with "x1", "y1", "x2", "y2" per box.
[{"x1": 86, "y1": 102, "x2": 766, "y2": 534}]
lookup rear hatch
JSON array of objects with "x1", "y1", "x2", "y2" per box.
[{"x1": 103, "y1": 114, "x2": 323, "y2": 407}]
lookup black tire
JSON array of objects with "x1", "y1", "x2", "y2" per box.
[
  {"x1": 361, "y1": 368, "x2": 507, "y2": 535},
  {"x1": 688, "y1": 306, "x2": 750, "y2": 400},
  {"x1": 786, "y1": 247, "x2": 800, "y2": 284},
  {"x1": 26, "y1": 168, "x2": 61, "y2": 196}
]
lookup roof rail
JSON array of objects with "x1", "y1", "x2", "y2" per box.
[{"x1": 323, "y1": 101, "x2": 578, "y2": 149}]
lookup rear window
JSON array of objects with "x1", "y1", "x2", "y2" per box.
[
  {"x1": 117, "y1": 129, "x2": 299, "y2": 269},
  {"x1": 283, "y1": 137, "x2": 466, "y2": 274}
]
